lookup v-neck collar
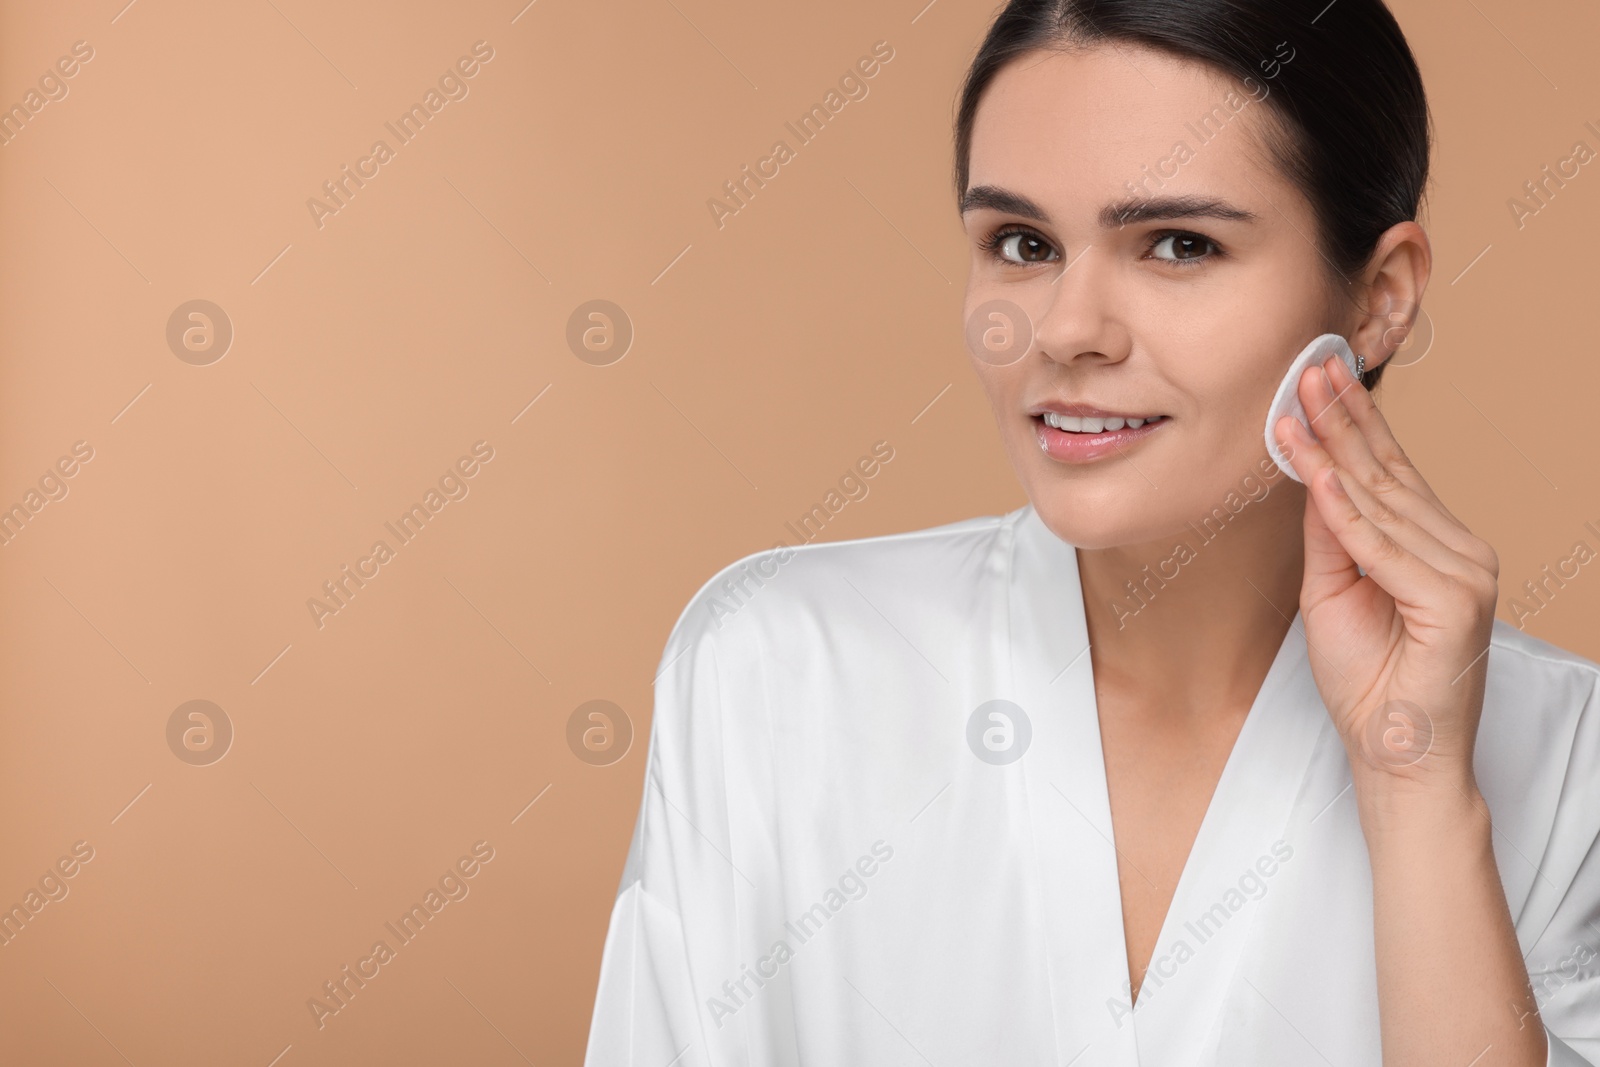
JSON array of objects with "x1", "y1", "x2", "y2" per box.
[{"x1": 1003, "y1": 502, "x2": 1332, "y2": 1067}]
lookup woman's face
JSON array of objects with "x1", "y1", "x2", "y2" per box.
[{"x1": 961, "y1": 43, "x2": 1343, "y2": 549}]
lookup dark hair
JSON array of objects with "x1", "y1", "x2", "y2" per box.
[{"x1": 952, "y1": 0, "x2": 1431, "y2": 390}]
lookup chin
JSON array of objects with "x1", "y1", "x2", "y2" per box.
[{"x1": 1026, "y1": 486, "x2": 1179, "y2": 551}]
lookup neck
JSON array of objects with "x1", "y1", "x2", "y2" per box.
[{"x1": 1075, "y1": 475, "x2": 1307, "y2": 713}]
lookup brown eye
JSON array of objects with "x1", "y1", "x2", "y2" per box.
[
  {"x1": 988, "y1": 229, "x2": 1060, "y2": 264},
  {"x1": 1014, "y1": 234, "x2": 1052, "y2": 261},
  {"x1": 1150, "y1": 232, "x2": 1217, "y2": 262}
]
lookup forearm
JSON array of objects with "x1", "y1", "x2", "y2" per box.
[{"x1": 1359, "y1": 772, "x2": 1546, "y2": 1067}]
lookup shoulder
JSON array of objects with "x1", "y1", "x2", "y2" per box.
[
  {"x1": 1477, "y1": 620, "x2": 1600, "y2": 807},
  {"x1": 1484, "y1": 619, "x2": 1600, "y2": 711},
  {"x1": 1478, "y1": 627, "x2": 1600, "y2": 948},
  {"x1": 656, "y1": 507, "x2": 1023, "y2": 667}
]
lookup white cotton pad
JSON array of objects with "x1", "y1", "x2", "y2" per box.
[{"x1": 1264, "y1": 333, "x2": 1361, "y2": 483}]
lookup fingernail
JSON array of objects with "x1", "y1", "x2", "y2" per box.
[{"x1": 1325, "y1": 468, "x2": 1346, "y2": 496}]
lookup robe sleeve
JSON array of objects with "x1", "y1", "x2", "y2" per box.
[
  {"x1": 1525, "y1": 671, "x2": 1600, "y2": 1066},
  {"x1": 583, "y1": 614, "x2": 740, "y2": 1067}
]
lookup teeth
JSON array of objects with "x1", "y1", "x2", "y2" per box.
[{"x1": 1042, "y1": 413, "x2": 1157, "y2": 432}]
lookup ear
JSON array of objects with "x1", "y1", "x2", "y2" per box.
[{"x1": 1346, "y1": 220, "x2": 1432, "y2": 382}]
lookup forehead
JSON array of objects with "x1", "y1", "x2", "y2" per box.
[{"x1": 967, "y1": 44, "x2": 1288, "y2": 220}]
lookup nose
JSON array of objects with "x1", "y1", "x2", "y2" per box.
[{"x1": 1033, "y1": 246, "x2": 1133, "y2": 371}]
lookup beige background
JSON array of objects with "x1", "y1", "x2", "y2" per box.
[{"x1": 0, "y1": 0, "x2": 1595, "y2": 1063}]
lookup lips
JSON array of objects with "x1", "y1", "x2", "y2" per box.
[{"x1": 1029, "y1": 411, "x2": 1169, "y2": 464}]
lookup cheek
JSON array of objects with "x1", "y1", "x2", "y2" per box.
[
  {"x1": 969, "y1": 366, "x2": 1022, "y2": 431},
  {"x1": 963, "y1": 282, "x2": 1047, "y2": 373},
  {"x1": 1183, "y1": 356, "x2": 1268, "y2": 432},
  {"x1": 1171, "y1": 348, "x2": 1277, "y2": 454},
  {"x1": 1166, "y1": 285, "x2": 1318, "y2": 428},
  {"x1": 1152, "y1": 344, "x2": 1305, "y2": 517}
]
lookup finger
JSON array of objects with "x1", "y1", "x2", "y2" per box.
[
  {"x1": 1297, "y1": 442, "x2": 1362, "y2": 598},
  {"x1": 1301, "y1": 361, "x2": 1401, "y2": 495},
  {"x1": 1312, "y1": 464, "x2": 1460, "y2": 611},
  {"x1": 1321, "y1": 354, "x2": 1471, "y2": 532},
  {"x1": 1303, "y1": 359, "x2": 1494, "y2": 570},
  {"x1": 1279, "y1": 410, "x2": 1467, "y2": 577},
  {"x1": 1279, "y1": 414, "x2": 1360, "y2": 604},
  {"x1": 1325, "y1": 450, "x2": 1482, "y2": 581},
  {"x1": 1277, "y1": 416, "x2": 1461, "y2": 609}
]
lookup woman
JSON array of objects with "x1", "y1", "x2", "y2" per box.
[{"x1": 585, "y1": 1, "x2": 1600, "y2": 1063}]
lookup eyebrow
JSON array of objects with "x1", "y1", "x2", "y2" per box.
[
  {"x1": 959, "y1": 184, "x2": 1260, "y2": 229},
  {"x1": 1100, "y1": 194, "x2": 1259, "y2": 228}
]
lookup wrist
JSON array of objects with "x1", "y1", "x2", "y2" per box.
[{"x1": 1350, "y1": 764, "x2": 1491, "y2": 846}]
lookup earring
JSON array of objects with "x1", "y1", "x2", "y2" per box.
[{"x1": 1356, "y1": 353, "x2": 1366, "y2": 378}]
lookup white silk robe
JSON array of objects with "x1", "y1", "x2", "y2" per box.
[{"x1": 584, "y1": 503, "x2": 1600, "y2": 1065}]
